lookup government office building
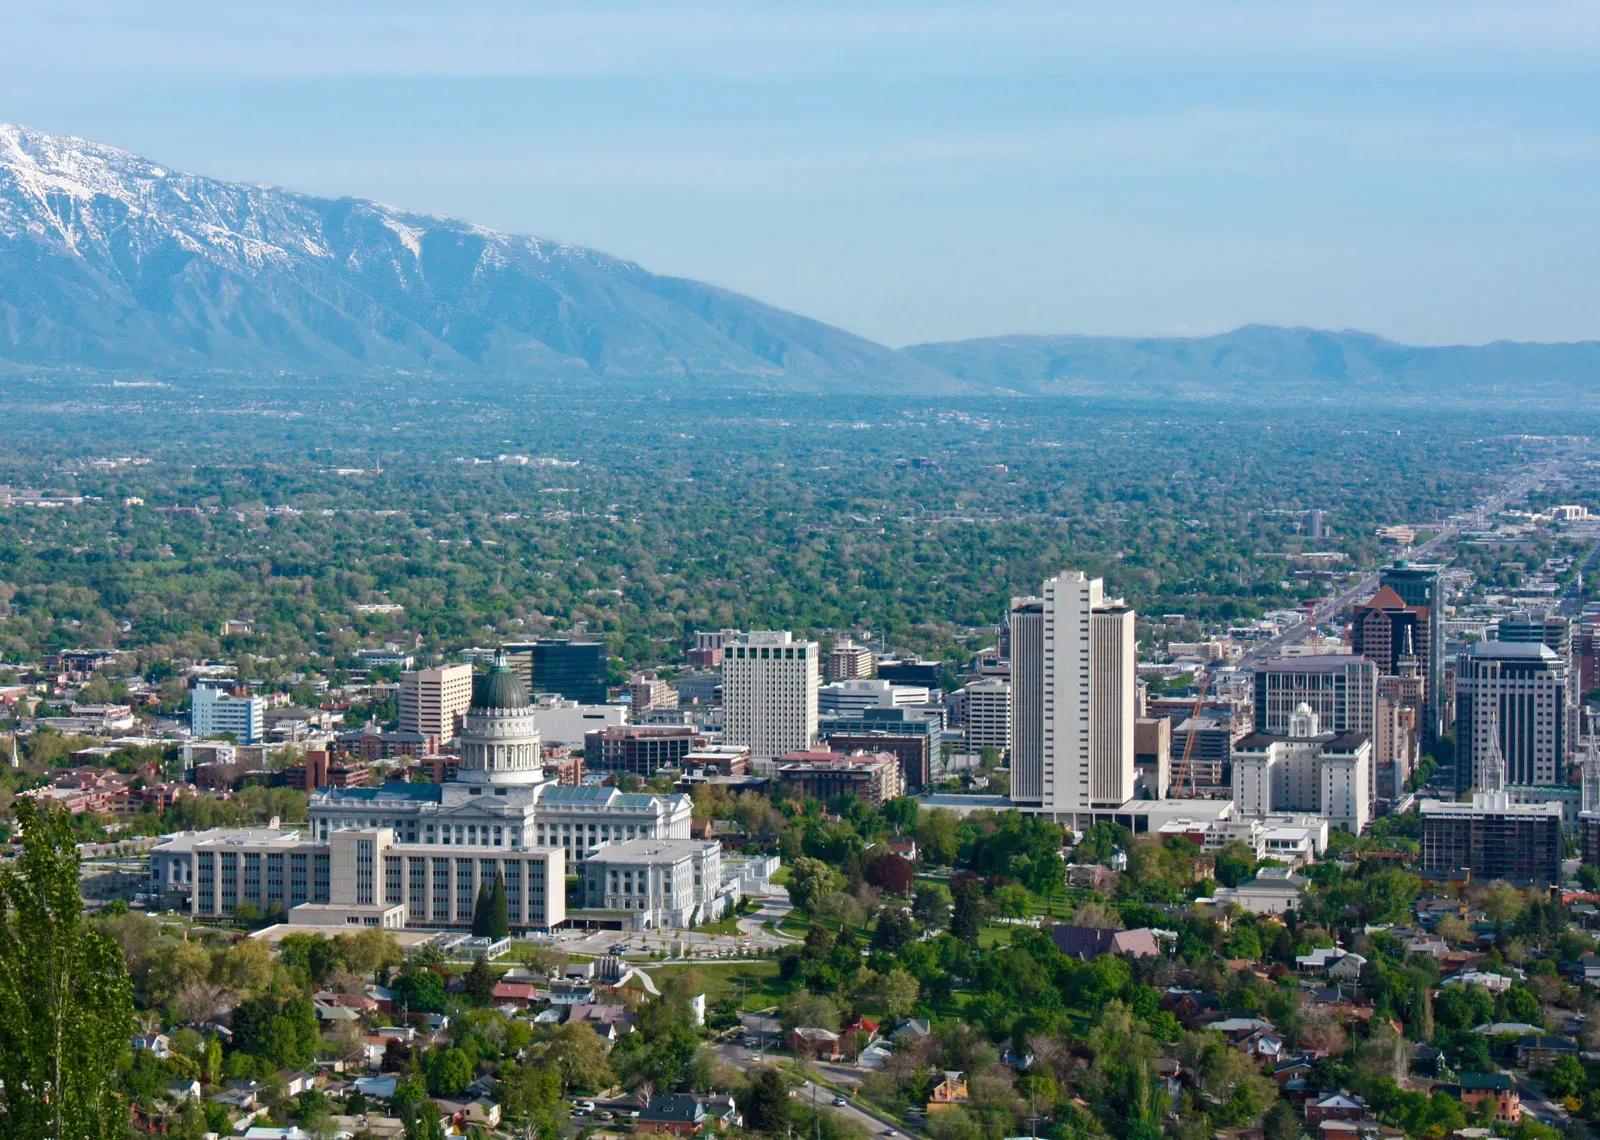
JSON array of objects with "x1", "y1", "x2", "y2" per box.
[{"x1": 156, "y1": 658, "x2": 691, "y2": 931}]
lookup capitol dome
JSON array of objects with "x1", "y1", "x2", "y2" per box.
[
  {"x1": 457, "y1": 655, "x2": 542, "y2": 785},
  {"x1": 473, "y1": 658, "x2": 528, "y2": 711}
]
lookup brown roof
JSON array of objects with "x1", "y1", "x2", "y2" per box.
[{"x1": 1358, "y1": 586, "x2": 1408, "y2": 610}]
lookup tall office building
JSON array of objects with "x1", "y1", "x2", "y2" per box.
[
  {"x1": 1008, "y1": 598, "x2": 1045, "y2": 804},
  {"x1": 1454, "y1": 641, "x2": 1569, "y2": 794},
  {"x1": 1253, "y1": 656, "x2": 1378, "y2": 738},
  {"x1": 1498, "y1": 610, "x2": 1579, "y2": 758},
  {"x1": 504, "y1": 638, "x2": 608, "y2": 704},
  {"x1": 1010, "y1": 571, "x2": 1135, "y2": 821},
  {"x1": 190, "y1": 684, "x2": 265, "y2": 744},
  {"x1": 722, "y1": 631, "x2": 820, "y2": 764},
  {"x1": 1378, "y1": 562, "x2": 1445, "y2": 742},
  {"x1": 398, "y1": 663, "x2": 473, "y2": 742},
  {"x1": 964, "y1": 678, "x2": 1012, "y2": 757}
]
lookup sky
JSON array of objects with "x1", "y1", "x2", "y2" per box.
[{"x1": 3, "y1": 1, "x2": 1598, "y2": 347}]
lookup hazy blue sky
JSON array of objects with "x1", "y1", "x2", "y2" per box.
[{"x1": 4, "y1": 1, "x2": 1597, "y2": 345}]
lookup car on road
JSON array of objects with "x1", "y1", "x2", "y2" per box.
[
  {"x1": 882, "y1": 1130, "x2": 897, "y2": 1136},
  {"x1": 832, "y1": 1096, "x2": 847, "y2": 1107},
  {"x1": 574, "y1": 1101, "x2": 595, "y2": 1116}
]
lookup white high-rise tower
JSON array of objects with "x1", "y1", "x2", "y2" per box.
[
  {"x1": 1012, "y1": 571, "x2": 1136, "y2": 822},
  {"x1": 722, "y1": 631, "x2": 820, "y2": 765}
]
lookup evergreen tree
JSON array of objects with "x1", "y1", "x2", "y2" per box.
[
  {"x1": 465, "y1": 956, "x2": 497, "y2": 1005},
  {"x1": 490, "y1": 873, "x2": 510, "y2": 938},
  {"x1": 0, "y1": 799, "x2": 134, "y2": 1139},
  {"x1": 471, "y1": 881, "x2": 491, "y2": 937},
  {"x1": 950, "y1": 873, "x2": 987, "y2": 944}
]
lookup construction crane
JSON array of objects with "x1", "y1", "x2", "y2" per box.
[{"x1": 1176, "y1": 668, "x2": 1215, "y2": 798}]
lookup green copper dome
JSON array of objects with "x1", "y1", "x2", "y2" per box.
[{"x1": 472, "y1": 659, "x2": 529, "y2": 711}]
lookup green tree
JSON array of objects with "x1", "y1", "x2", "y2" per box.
[
  {"x1": 0, "y1": 799, "x2": 134, "y2": 1140},
  {"x1": 501, "y1": 1061, "x2": 568, "y2": 1139},
  {"x1": 423, "y1": 1046, "x2": 475, "y2": 1096},
  {"x1": 745, "y1": 1066, "x2": 791, "y2": 1132},
  {"x1": 950, "y1": 874, "x2": 987, "y2": 943},
  {"x1": 787, "y1": 857, "x2": 844, "y2": 916},
  {"x1": 405, "y1": 1100, "x2": 447, "y2": 1140},
  {"x1": 489, "y1": 874, "x2": 509, "y2": 938},
  {"x1": 465, "y1": 956, "x2": 497, "y2": 1006},
  {"x1": 539, "y1": 1022, "x2": 614, "y2": 1092},
  {"x1": 471, "y1": 882, "x2": 492, "y2": 937}
]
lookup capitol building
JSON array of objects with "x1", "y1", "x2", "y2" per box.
[{"x1": 153, "y1": 657, "x2": 713, "y2": 933}]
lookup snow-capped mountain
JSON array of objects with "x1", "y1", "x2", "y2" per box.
[{"x1": 0, "y1": 124, "x2": 956, "y2": 390}]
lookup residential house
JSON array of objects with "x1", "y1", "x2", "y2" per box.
[
  {"x1": 635, "y1": 1093, "x2": 706, "y2": 1136},
  {"x1": 277, "y1": 1070, "x2": 317, "y2": 1097},
  {"x1": 1049, "y1": 924, "x2": 1162, "y2": 960},
  {"x1": 491, "y1": 981, "x2": 541, "y2": 1009},
  {"x1": 567, "y1": 1003, "x2": 635, "y2": 1041},
  {"x1": 787, "y1": 1027, "x2": 842, "y2": 1060},
  {"x1": 698, "y1": 1093, "x2": 741, "y2": 1130},
  {"x1": 132, "y1": 1032, "x2": 173, "y2": 1059},
  {"x1": 165, "y1": 1079, "x2": 202, "y2": 1103},
  {"x1": 1457, "y1": 1074, "x2": 1520, "y2": 1123},
  {"x1": 1513, "y1": 1036, "x2": 1578, "y2": 1067},
  {"x1": 926, "y1": 1071, "x2": 970, "y2": 1114},
  {"x1": 1305, "y1": 1092, "x2": 1370, "y2": 1125}
]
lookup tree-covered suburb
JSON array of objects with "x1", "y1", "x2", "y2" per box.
[{"x1": 0, "y1": 799, "x2": 134, "y2": 1139}]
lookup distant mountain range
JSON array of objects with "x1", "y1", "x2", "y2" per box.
[
  {"x1": 1, "y1": 124, "x2": 1596, "y2": 399},
  {"x1": 903, "y1": 326, "x2": 1600, "y2": 397}
]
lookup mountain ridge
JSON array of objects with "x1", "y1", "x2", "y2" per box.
[
  {"x1": 2, "y1": 123, "x2": 1597, "y2": 399},
  {"x1": 0, "y1": 123, "x2": 959, "y2": 393},
  {"x1": 904, "y1": 323, "x2": 1600, "y2": 395}
]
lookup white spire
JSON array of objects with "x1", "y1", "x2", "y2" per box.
[{"x1": 1480, "y1": 715, "x2": 1506, "y2": 794}]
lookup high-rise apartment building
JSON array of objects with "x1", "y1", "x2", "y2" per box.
[
  {"x1": 722, "y1": 631, "x2": 820, "y2": 764},
  {"x1": 1378, "y1": 562, "x2": 1445, "y2": 742},
  {"x1": 824, "y1": 638, "x2": 877, "y2": 682},
  {"x1": 1010, "y1": 571, "x2": 1135, "y2": 821},
  {"x1": 398, "y1": 663, "x2": 473, "y2": 742},
  {"x1": 503, "y1": 638, "x2": 608, "y2": 704},
  {"x1": 1420, "y1": 792, "x2": 1563, "y2": 885},
  {"x1": 964, "y1": 678, "x2": 1012, "y2": 757},
  {"x1": 626, "y1": 671, "x2": 679, "y2": 713},
  {"x1": 1454, "y1": 641, "x2": 1569, "y2": 794}
]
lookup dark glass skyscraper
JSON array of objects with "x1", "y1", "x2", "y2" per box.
[{"x1": 504, "y1": 638, "x2": 608, "y2": 704}]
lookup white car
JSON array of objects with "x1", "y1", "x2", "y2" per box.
[{"x1": 574, "y1": 1101, "x2": 596, "y2": 1115}]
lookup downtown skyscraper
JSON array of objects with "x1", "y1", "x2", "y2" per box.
[{"x1": 1010, "y1": 571, "x2": 1135, "y2": 823}]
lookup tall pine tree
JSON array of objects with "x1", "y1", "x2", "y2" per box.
[
  {"x1": 490, "y1": 873, "x2": 509, "y2": 938},
  {"x1": 0, "y1": 799, "x2": 134, "y2": 1139},
  {"x1": 471, "y1": 881, "x2": 491, "y2": 937}
]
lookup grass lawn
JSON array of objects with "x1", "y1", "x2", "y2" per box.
[
  {"x1": 769, "y1": 865, "x2": 793, "y2": 886},
  {"x1": 648, "y1": 959, "x2": 789, "y2": 1009},
  {"x1": 693, "y1": 914, "x2": 746, "y2": 936}
]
